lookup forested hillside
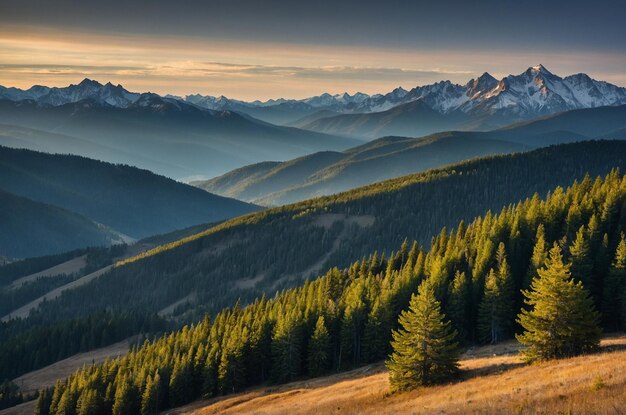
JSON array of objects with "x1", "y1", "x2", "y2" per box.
[
  {"x1": 195, "y1": 133, "x2": 528, "y2": 206},
  {"x1": 195, "y1": 105, "x2": 626, "y2": 206},
  {"x1": 3, "y1": 141, "x2": 625, "y2": 392},
  {"x1": 35, "y1": 167, "x2": 626, "y2": 415},
  {"x1": 0, "y1": 228, "x2": 217, "y2": 382},
  {"x1": 0, "y1": 146, "x2": 259, "y2": 253},
  {"x1": 10, "y1": 141, "x2": 625, "y2": 324},
  {"x1": 0, "y1": 190, "x2": 122, "y2": 258}
]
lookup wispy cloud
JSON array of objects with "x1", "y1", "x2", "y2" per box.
[
  {"x1": 0, "y1": 28, "x2": 624, "y2": 100},
  {"x1": 150, "y1": 61, "x2": 472, "y2": 81}
]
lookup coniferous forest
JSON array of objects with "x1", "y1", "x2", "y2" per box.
[
  {"x1": 3, "y1": 3, "x2": 626, "y2": 413},
  {"x1": 34, "y1": 169, "x2": 626, "y2": 415},
  {"x1": 3, "y1": 141, "x2": 626, "y2": 390}
]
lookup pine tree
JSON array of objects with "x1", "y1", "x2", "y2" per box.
[
  {"x1": 307, "y1": 316, "x2": 331, "y2": 377},
  {"x1": 339, "y1": 283, "x2": 367, "y2": 368},
  {"x1": 271, "y1": 311, "x2": 304, "y2": 383},
  {"x1": 35, "y1": 388, "x2": 52, "y2": 415},
  {"x1": 478, "y1": 243, "x2": 514, "y2": 344},
  {"x1": 141, "y1": 372, "x2": 160, "y2": 415},
  {"x1": 217, "y1": 331, "x2": 248, "y2": 394},
  {"x1": 112, "y1": 376, "x2": 140, "y2": 415},
  {"x1": 517, "y1": 243, "x2": 601, "y2": 362},
  {"x1": 361, "y1": 298, "x2": 393, "y2": 362},
  {"x1": 386, "y1": 282, "x2": 459, "y2": 392},
  {"x1": 603, "y1": 234, "x2": 626, "y2": 330},
  {"x1": 76, "y1": 388, "x2": 101, "y2": 415},
  {"x1": 447, "y1": 271, "x2": 471, "y2": 344},
  {"x1": 569, "y1": 225, "x2": 593, "y2": 289},
  {"x1": 526, "y1": 224, "x2": 547, "y2": 287},
  {"x1": 169, "y1": 358, "x2": 192, "y2": 406}
]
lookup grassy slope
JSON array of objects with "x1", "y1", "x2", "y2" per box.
[{"x1": 173, "y1": 335, "x2": 626, "y2": 415}]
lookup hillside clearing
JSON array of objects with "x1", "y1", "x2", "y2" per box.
[
  {"x1": 7, "y1": 255, "x2": 87, "y2": 290},
  {"x1": 170, "y1": 335, "x2": 626, "y2": 415},
  {"x1": 1, "y1": 265, "x2": 113, "y2": 321}
]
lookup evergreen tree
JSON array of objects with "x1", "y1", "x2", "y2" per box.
[
  {"x1": 140, "y1": 372, "x2": 160, "y2": 415},
  {"x1": 569, "y1": 225, "x2": 594, "y2": 289},
  {"x1": 112, "y1": 376, "x2": 140, "y2": 415},
  {"x1": 603, "y1": 234, "x2": 626, "y2": 330},
  {"x1": 361, "y1": 297, "x2": 393, "y2": 362},
  {"x1": 447, "y1": 271, "x2": 471, "y2": 344},
  {"x1": 76, "y1": 388, "x2": 101, "y2": 415},
  {"x1": 307, "y1": 316, "x2": 331, "y2": 377},
  {"x1": 386, "y1": 282, "x2": 459, "y2": 392},
  {"x1": 517, "y1": 244, "x2": 601, "y2": 362},
  {"x1": 35, "y1": 388, "x2": 52, "y2": 415},
  {"x1": 169, "y1": 358, "x2": 192, "y2": 406},
  {"x1": 478, "y1": 243, "x2": 514, "y2": 344},
  {"x1": 271, "y1": 311, "x2": 304, "y2": 383},
  {"x1": 526, "y1": 224, "x2": 548, "y2": 287},
  {"x1": 55, "y1": 387, "x2": 77, "y2": 415},
  {"x1": 217, "y1": 331, "x2": 248, "y2": 394},
  {"x1": 339, "y1": 283, "x2": 367, "y2": 368}
]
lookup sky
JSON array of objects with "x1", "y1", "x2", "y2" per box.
[{"x1": 1, "y1": 0, "x2": 626, "y2": 100}]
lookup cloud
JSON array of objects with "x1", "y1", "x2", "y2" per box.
[
  {"x1": 150, "y1": 61, "x2": 472, "y2": 82},
  {"x1": 0, "y1": 63, "x2": 146, "y2": 76}
]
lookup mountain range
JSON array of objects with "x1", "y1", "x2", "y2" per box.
[
  {"x1": 193, "y1": 104, "x2": 626, "y2": 205},
  {"x1": 171, "y1": 65, "x2": 626, "y2": 127},
  {"x1": 0, "y1": 65, "x2": 626, "y2": 158},
  {"x1": 298, "y1": 65, "x2": 626, "y2": 138},
  {"x1": 0, "y1": 146, "x2": 259, "y2": 258},
  {"x1": 0, "y1": 93, "x2": 359, "y2": 180}
]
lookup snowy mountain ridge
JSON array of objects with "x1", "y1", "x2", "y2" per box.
[{"x1": 2, "y1": 65, "x2": 625, "y2": 122}]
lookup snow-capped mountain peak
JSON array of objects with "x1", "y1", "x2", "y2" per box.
[
  {"x1": 465, "y1": 72, "x2": 498, "y2": 99},
  {"x1": 1, "y1": 66, "x2": 625, "y2": 125}
]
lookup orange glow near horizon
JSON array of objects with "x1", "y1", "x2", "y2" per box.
[{"x1": 2, "y1": 26, "x2": 626, "y2": 100}]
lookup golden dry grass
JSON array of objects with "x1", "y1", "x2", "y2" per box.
[{"x1": 171, "y1": 335, "x2": 626, "y2": 415}]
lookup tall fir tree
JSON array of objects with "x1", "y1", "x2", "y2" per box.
[
  {"x1": 271, "y1": 310, "x2": 304, "y2": 383},
  {"x1": 386, "y1": 282, "x2": 459, "y2": 391},
  {"x1": 602, "y1": 234, "x2": 626, "y2": 330},
  {"x1": 478, "y1": 243, "x2": 515, "y2": 344},
  {"x1": 140, "y1": 372, "x2": 160, "y2": 415},
  {"x1": 77, "y1": 388, "x2": 101, "y2": 415},
  {"x1": 35, "y1": 388, "x2": 53, "y2": 415},
  {"x1": 362, "y1": 297, "x2": 393, "y2": 362},
  {"x1": 526, "y1": 224, "x2": 548, "y2": 287},
  {"x1": 307, "y1": 316, "x2": 331, "y2": 377},
  {"x1": 447, "y1": 270, "x2": 472, "y2": 344},
  {"x1": 569, "y1": 225, "x2": 594, "y2": 290},
  {"x1": 517, "y1": 243, "x2": 601, "y2": 362},
  {"x1": 112, "y1": 376, "x2": 140, "y2": 415}
]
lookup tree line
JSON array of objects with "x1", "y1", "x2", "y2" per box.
[
  {"x1": 35, "y1": 169, "x2": 626, "y2": 414},
  {"x1": 0, "y1": 312, "x2": 166, "y2": 381}
]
